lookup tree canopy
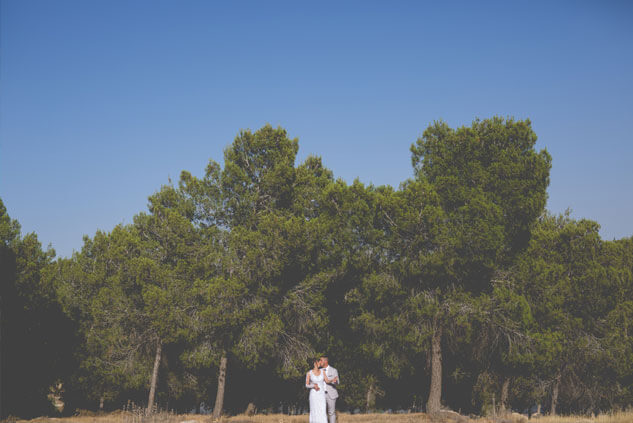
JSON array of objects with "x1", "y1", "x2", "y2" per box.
[{"x1": 1, "y1": 118, "x2": 631, "y2": 418}]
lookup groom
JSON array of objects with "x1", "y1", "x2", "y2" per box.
[{"x1": 320, "y1": 355, "x2": 339, "y2": 423}]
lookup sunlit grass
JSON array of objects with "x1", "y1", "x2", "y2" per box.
[
  {"x1": 10, "y1": 411, "x2": 633, "y2": 423},
  {"x1": 521, "y1": 412, "x2": 633, "y2": 423}
]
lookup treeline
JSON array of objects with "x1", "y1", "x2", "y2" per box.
[{"x1": 1, "y1": 118, "x2": 632, "y2": 419}]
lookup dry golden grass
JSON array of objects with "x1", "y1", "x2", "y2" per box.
[
  {"x1": 522, "y1": 412, "x2": 633, "y2": 423},
  {"x1": 10, "y1": 411, "x2": 633, "y2": 423},
  {"x1": 225, "y1": 414, "x2": 435, "y2": 423}
]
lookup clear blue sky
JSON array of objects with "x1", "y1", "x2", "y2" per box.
[{"x1": 1, "y1": 0, "x2": 632, "y2": 258}]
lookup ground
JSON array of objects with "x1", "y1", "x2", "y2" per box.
[{"x1": 9, "y1": 411, "x2": 633, "y2": 423}]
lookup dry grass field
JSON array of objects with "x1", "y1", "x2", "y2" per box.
[{"x1": 10, "y1": 411, "x2": 633, "y2": 423}]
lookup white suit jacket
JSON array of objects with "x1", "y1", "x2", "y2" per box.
[{"x1": 323, "y1": 365, "x2": 339, "y2": 399}]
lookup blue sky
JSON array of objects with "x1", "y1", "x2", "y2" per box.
[{"x1": 1, "y1": 0, "x2": 632, "y2": 257}]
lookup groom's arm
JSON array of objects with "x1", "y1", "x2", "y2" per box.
[{"x1": 327, "y1": 368, "x2": 339, "y2": 385}]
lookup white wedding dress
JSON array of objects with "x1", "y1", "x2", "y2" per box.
[{"x1": 307, "y1": 370, "x2": 327, "y2": 423}]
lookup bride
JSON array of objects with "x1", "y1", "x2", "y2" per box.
[{"x1": 305, "y1": 357, "x2": 331, "y2": 423}]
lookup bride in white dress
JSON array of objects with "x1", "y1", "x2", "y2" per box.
[{"x1": 305, "y1": 358, "x2": 331, "y2": 423}]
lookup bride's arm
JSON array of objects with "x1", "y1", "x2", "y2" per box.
[{"x1": 306, "y1": 373, "x2": 319, "y2": 390}]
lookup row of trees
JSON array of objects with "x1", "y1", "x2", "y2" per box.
[{"x1": 1, "y1": 118, "x2": 632, "y2": 419}]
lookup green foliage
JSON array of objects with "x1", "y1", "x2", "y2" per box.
[
  {"x1": 411, "y1": 117, "x2": 551, "y2": 259},
  {"x1": 3, "y1": 119, "x2": 632, "y2": 417},
  {"x1": 343, "y1": 117, "x2": 552, "y2": 413},
  {"x1": 1, "y1": 198, "x2": 76, "y2": 418},
  {"x1": 511, "y1": 212, "x2": 633, "y2": 412}
]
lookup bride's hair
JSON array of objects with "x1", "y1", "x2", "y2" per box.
[{"x1": 308, "y1": 357, "x2": 319, "y2": 367}]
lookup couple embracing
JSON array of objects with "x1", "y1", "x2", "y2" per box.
[{"x1": 305, "y1": 355, "x2": 339, "y2": 423}]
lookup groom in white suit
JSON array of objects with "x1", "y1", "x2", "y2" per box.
[{"x1": 320, "y1": 356, "x2": 339, "y2": 423}]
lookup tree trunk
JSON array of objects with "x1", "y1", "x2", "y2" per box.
[
  {"x1": 147, "y1": 341, "x2": 162, "y2": 415},
  {"x1": 245, "y1": 402, "x2": 256, "y2": 416},
  {"x1": 366, "y1": 382, "x2": 376, "y2": 412},
  {"x1": 550, "y1": 372, "x2": 561, "y2": 416},
  {"x1": 426, "y1": 324, "x2": 442, "y2": 414},
  {"x1": 500, "y1": 376, "x2": 510, "y2": 413},
  {"x1": 0, "y1": 299, "x2": 3, "y2": 420},
  {"x1": 99, "y1": 394, "x2": 105, "y2": 410},
  {"x1": 213, "y1": 352, "x2": 228, "y2": 419}
]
